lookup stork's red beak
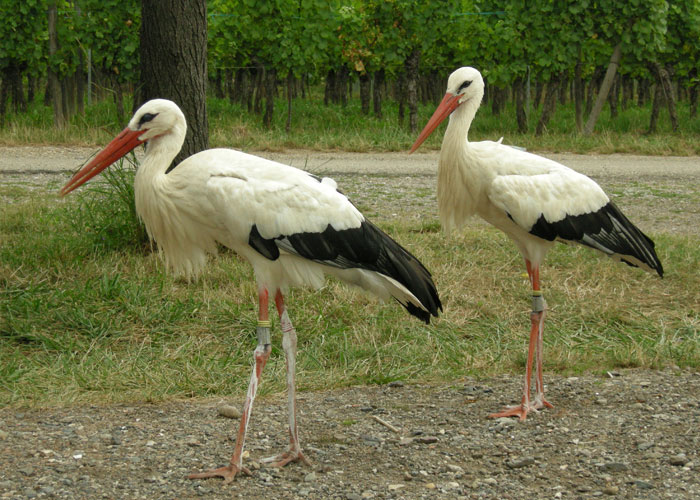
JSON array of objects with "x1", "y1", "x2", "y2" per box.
[
  {"x1": 409, "y1": 92, "x2": 462, "y2": 153},
  {"x1": 60, "y1": 127, "x2": 146, "y2": 196}
]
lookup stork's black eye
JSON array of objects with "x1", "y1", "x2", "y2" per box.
[
  {"x1": 458, "y1": 80, "x2": 472, "y2": 92},
  {"x1": 138, "y1": 112, "x2": 158, "y2": 127}
]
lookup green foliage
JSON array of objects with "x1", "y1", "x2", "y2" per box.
[{"x1": 0, "y1": 0, "x2": 47, "y2": 74}]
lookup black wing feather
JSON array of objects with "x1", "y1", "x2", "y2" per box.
[
  {"x1": 247, "y1": 221, "x2": 442, "y2": 323},
  {"x1": 528, "y1": 201, "x2": 663, "y2": 277}
]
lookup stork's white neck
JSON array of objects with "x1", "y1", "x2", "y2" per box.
[{"x1": 443, "y1": 95, "x2": 481, "y2": 149}]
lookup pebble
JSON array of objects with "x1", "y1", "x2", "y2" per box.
[
  {"x1": 636, "y1": 441, "x2": 654, "y2": 450},
  {"x1": 304, "y1": 471, "x2": 317, "y2": 482},
  {"x1": 634, "y1": 480, "x2": 654, "y2": 490},
  {"x1": 600, "y1": 462, "x2": 628, "y2": 472},
  {"x1": 217, "y1": 405, "x2": 242, "y2": 419},
  {"x1": 415, "y1": 436, "x2": 438, "y2": 444},
  {"x1": 670, "y1": 454, "x2": 689, "y2": 466},
  {"x1": 602, "y1": 485, "x2": 619, "y2": 495},
  {"x1": 506, "y1": 457, "x2": 535, "y2": 469}
]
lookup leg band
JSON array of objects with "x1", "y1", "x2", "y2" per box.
[
  {"x1": 256, "y1": 325, "x2": 271, "y2": 346},
  {"x1": 531, "y1": 293, "x2": 546, "y2": 313}
]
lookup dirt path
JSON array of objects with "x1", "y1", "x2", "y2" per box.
[
  {"x1": 1, "y1": 370, "x2": 698, "y2": 499},
  {"x1": 1, "y1": 147, "x2": 699, "y2": 498}
]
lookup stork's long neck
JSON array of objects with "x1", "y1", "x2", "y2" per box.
[
  {"x1": 442, "y1": 95, "x2": 481, "y2": 152},
  {"x1": 437, "y1": 94, "x2": 483, "y2": 231},
  {"x1": 134, "y1": 123, "x2": 186, "y2": 190},
  {"x1": 134, "y1": 123, "x2": 186, "y2": 229}
]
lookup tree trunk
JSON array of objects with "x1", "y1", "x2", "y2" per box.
[
  {"x1": 583, "y1": 43, "x2": 622, "y2": 135},
  {"x1": 76, "y1": 52, "x2": 85, "y2": 116},
  {"x1": 0, "y1": 72, "x2": 8, "y2": 126},
  {"x1": 650, "y1": 62, "x2": 678, "y2": 132},
  {"x1": 262, "y1": 68, "x2": 276, "y2": 129},
  {"x1": 139, "y1": 0, "x2": 208, "y2": 168},
  {"x1": 359, "y1": 72, "x2": 370, "y2": 115},
  {"x1": 372, "y1": 68, "x2": 384, "y2": 118},
  {"x1": 637, "y1": 78, "x2": 651, "y2": 108},
  {"x1": 536, "y1": 74, "x2": 560, "y2": 136},
  {"x1": 48, "y1": 3, "x2": 66, "y2": 128},
  {"x1": 405, "y1": 49, "x2": 420, "y2": 133},
  {"x1": 232, "y1": 68, "x2": 245, "y2": 104},
  {"x1": 285, "y1": 71, "x2": 293, "y2": 132},
  {"x1": 396, "y1": 73, "x2": 406, "y2": 127},
  {"x1": 514, "y1": 76, "x2": 528, "y2": 133},
  {"x1": 647, "y1": 82, "x2": 662, "y2": 134},
  {"x1": 690, "y1": 69, "x2": 698, "y2": 119},
  {"x1": 574, "y1": 60, "x2": 584, "y2": 132},
  {"x1": 608, "y1": 73, "x2": 619, "y2": 120}
]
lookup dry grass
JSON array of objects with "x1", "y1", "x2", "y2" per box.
[{"x1": 0, "y1": 176, "x2": 698, "y2": 407}]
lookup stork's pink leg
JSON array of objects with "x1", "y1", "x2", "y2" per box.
[
  {"x1": 489, "y1": 260, "x2": 552, "y2": 420},
  {"x1": 261, "y1": 290, "x2": 311, "y2": 468},
  {"x1": 188, "y1": 288, "x2": 272, "y2": 483}
]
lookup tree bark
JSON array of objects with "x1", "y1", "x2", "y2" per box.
[
  {"x1": 608, "y1": 73, "x2": 619, "y2": 120},
  {"x1": 574, "y1": 60, "x2": 583, "y2": 132},
  {"x1": 372, "y1": 68, "x2": 384, "y2": 118},
  {"x1": 285, "y1": 71, "x2": 293, "y2": 132},
  {"x1": 583, "y1": 43, "x2": 622, "y2": 135},
  {"x1": 650, "y1": 62, "x2": 678, "y2": 132},
  {"x1": 262, "y1": 68, "x2": 276, "y2": 129},
  {"x1": 514, "y1": 76, "x2": 528, "y2": 134},
  {"x1": 647, "y1": 82, "x2": 662, "y2": 134},
  {"x1": 690, "y1": 69, "x2": 698, "y2": 119},
  {"x1": 405, "y1": 49, "x2": 420, "y2": 133},
  {"x1": 359, "y1": 72, "x2": 370, "y2": 115},
  {"x1": 139, "y1": 0, "x2": 208, "y2": 167},
  {"x1": 396, "y1": 73, "x2": 406, "y2": 127},
  {"x1": 536, "y1": 74, "x2": 560, "y2": 136},
  {"x1": 48, "y1": 3, "x2": 66, "y2": 128}
]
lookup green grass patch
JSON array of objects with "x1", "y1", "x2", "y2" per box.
[{"x1": 1, "y1": 183, "x2": 698, "y2": 407}]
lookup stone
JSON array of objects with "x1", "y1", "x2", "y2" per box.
[
  {"x1": 217, "y1": 405, "x2": 242, "y2": 419},
  {"x1": 670, "y1": 454, "x2": 689, "y2": 466},
  {"x1": 506, "y1": 457, "x2": 535, "y2": 469}
]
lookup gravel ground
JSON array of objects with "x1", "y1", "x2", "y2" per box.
[
  {"x1": 1, "y1": 147, "x2": 699, "y2": 499},
  {"x1": 0, "y1": 370, "x2": 698, "y2": 500}
]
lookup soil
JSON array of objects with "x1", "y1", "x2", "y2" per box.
[{"x1": 1, "y1": 147, "x2": 699, "y2": 499}]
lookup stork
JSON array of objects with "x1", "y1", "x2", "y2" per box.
[
  {"x1": 61, "y1": 99, "x2": 441, "y2": 482},
  {"x1": 410, "y1": 67, "x2": 662, "y2": 421}
]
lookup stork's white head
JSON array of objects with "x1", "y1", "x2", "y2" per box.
[
  {"x1": 445, "y1": 67, "x2": 484, "y2": 106},
  {"x1": 61, "y1": 99, "x2": 188, "y2": 196},
  {"x1": 409, "y1": 67, "x2": 485, "y2": 153},
  {"x1": 128, "y1": 99, "x2": 187, "y2": 143}
]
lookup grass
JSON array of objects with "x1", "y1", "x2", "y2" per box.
[
  {"x1": 1, "y1": 89, "x2": 700, "y2": 155},
  {"x1": 1, "y1": 174, "x2": 698, "y2": 407}
]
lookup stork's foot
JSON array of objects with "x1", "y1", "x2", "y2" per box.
[
  {"x1": 489, "y1": 403, "x2": 532, "y2": 421},
  {"x1": 533, "y1": 397, "x2": 554, "y2": 411},
  {"x1": 262, "y1": 449, "x2": 311, "y2": 468},
  {"x1": 187, "y1": 464, "x2": 251, "y2": 484},
  {"x1": 489, "y1": 399, "x2": 553, "y2": 421}
]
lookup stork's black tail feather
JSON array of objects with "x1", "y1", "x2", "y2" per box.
[
  {"x1": 529, "y1": 201, "x2": 663, "y2": 277},
  {"x1": 249, "y1": 219, "x2": 442, "y2": 323}
]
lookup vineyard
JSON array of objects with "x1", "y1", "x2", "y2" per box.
[{"x1": 1, "y1": 0, "x2": 699, "y2": 138}]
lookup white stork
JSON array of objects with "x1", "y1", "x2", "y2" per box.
[
  {"x1": 410, "y1": 67, "x2": 663, "y2": 421},
  {"x1": 61, "y1": 99, "x2": 442, "y2": 482}
]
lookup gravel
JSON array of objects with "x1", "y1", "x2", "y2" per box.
[{"x1": 1, "y1": 369, "x2": 698, "y2": 499}]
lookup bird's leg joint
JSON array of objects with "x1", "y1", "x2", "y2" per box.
[
  {"x1": 256, "y1": 321, "x2": 272, "y2": 347},
  {"x1": 531, "y1": 291, "x2": 546, "y2": 313}
]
